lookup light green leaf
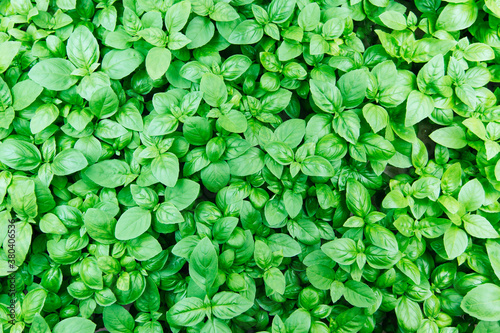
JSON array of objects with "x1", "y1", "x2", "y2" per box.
[
  {"x1": 28, "y1": 58, "x2": 78, "y2": 91},
  {"x1": 145, "y1": 47, "x2": 171, "y2": 80},
  {"x1": 115, "y1": 207, "x2": 151, "y2": 240}
]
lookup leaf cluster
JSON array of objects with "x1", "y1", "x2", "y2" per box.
[{"x1": 1, "y1": 0, "x2": 500, "y2": 332}]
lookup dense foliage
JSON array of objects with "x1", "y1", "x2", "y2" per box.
[{"x1": 1, "y1": 0, "x2": 500, "y2": 332}]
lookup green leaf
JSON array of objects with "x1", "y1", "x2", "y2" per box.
[
  {"x1": 265, "y1": 198, "x2": 287, "y2": 227},
  {"x1": 284, "y1": 309, "x2": 311, "y2": 333},
  {"x1": 275, "y1": 119, "x2": 306, "y2": 148},
  {"x1": 464, "y1": 118, "x2": 487, "y2": 140},
  {"x1": 84, "y1": 208, "x2": 116, "y2": 244},
  {"x1": 84, "y1": 160, "x2": 132, "y2": 188},
  {"x1": 343, "y1": 280, "x2": 377, "y2": 308},
  {"x1": 229, "y1": 20, "x2": 264, "y2": 45},
  {"x1": 301, "y1": 156, "x2": 335, "y2": 177},
  {"x1": 485, "y1": 0, "x2": 500, "y2": 17},
  {"x1": 464, "y1": 43, "x2": 495, "y2": 62},
  {"x1": 463, "y1": 214, "x2": 499, "y2": 239},
  {"x1": 283, "y1": 189, "x2": 302, "y2": 218},
  {"x1": 101, "y1": 49, "x2": 144, "y2": 80},
  {"x1": 436, "y1": 1, "x2": 478, "y2": 31},
  {"x1": 396, "y1": 258, "x2": 421, "y2": 285},
  {"x1": 330, "y1": 280, "x2": 345, "y2": 303},
  {"x1": 183, "y1": 117, "x2": 213, "y2": 145},
  {"x1": 167, "y1": 297, "x2": 206, "y2": 327},
  {"x1": 152, "y1": 153, "x2": 179, "y2": 187},
  {"x1": 165, "y1": 1, "x2": 191, "y2": 33},
  {"x1": 332, "y1": 110, "x2": 361, "y2": 144},
  {"x1": 419, "y1": 217, "x2": 451, "y2": 239},
  {"x1": 268, "y1": 0, "x2": 297, "y2": 24},
  {"x1": 366, "y1": 224, "x2": 398, "y2": 252},
  {"x1": 474, "y1": 321, "x2": 500, "y2": 333},
  {"x1": 90, "y1": 86, "x2": 119, "y2": 119},
  {"x1": 66, "y1": 25, "x2": 99, "y2": 69},
  {"x1": 21, "y1": 289, "x2": 47, "y2": 323},
  {"x1": 405, "y1": 90, "x2": 434, "y2": 127},
  {"x1": 210, "y1": 2, "x2": 239, "y2": 22},
  {"x1": 458, "y1": 179, "x2": 485, "y2": 211},
  {"x1": 200, "y1": 73, "x2": 227, "y2": 107},
  {"x1": 443, "y1": 226, "x2": 468, "y2": 259},
  {"x1": 310, "y1": 79, "x2": 342, "y2": 114},
  {"x1": 211, "y1": 292, "x2": 253, "y2": 319},
  {"x1": 346, "y1": 179, "x2": 371, "y2": 217},
  {"x1": 264, "y1": 267, "x2": 286, "y2": 295},
  {"x1": 213, "y1": 217, "x2": 238, "y2": 243},
  {"x1": 337, "y1": 69, "x2": 368, "y2": 108},
  {"x1": 461, "y1": 284, "x2": 500, "y2": 321},
  {"x1": 0, "y1": 140, "x2": 41, "y2": 171},
  {"x1": 306, "y1": 264, "x2": 336, "y2": 290},
  {"x1": 288, "y1": 219, "x2": 320, "y2": 245},
  {"x1": 186, "y1": 16, "x2": 214, "y2": 49},
  {"x1": 362, "y1": 103, "x2": 388, "y2": 133},
  {"x1": 30, "y1": 104, "x2": 59, "y2": 134},
  {"x1": 145, "y1": 47, "x2": 171, "y2": 80},
  {"x1": 103, "y1": 304, "x2": 135, "y2": 333},
  {"x1": 190, "y1": 0, "x2": 213, "y2": 16},
  {"x1": 52, "y1": 149, "x2": 88, "y2": 176},
  {"x1": 201, "y1": 318, "x2": 231, "y2": 333},
  {"x1": 29, "y1": 313, "x2": 51, "y2": 333},
  {"x1": 138, "y1": 28, "x2": 167, "y2": 47},
  {"x1": 190, "y1": 237, "x2": 218, "y2": 291},
  {"x1": 486, "y1": 240, "x2": 500, "y2": 280},
  {"x1": 415, "y1": 0, "x2": 440, "y2": 12},
  {"x1": 80, "y1": 257, "x2": 103, "y2": 290},
  {"x1": 261, "y1": 88, "x2": 292, "y2": 113},
  {"x1": 221, "y1": 55, "x2": 252, "y2": 81},
  {"x1": 379, "y1": 11, "x2": 407, "y2": 30},
  {"x1": 136, "y1": 277, "x2": 160, "y2": 312},
  {"x1": 298, "y1": 3, "x2": 320, "y2": 31},
  {"x1": 52, "y1": 318, "x2": 96, "y2": 333},
  {"x1": 148, "y1": 114, "x2": 178, "y2": 136},
  {"x1": 11, "y1": 79, "x2": 43, "y2": 111},
  {"x1": 321, "y1": 238, "x2": 357, "y2": 265},
  {"x1": 359, "y1": 133, "x2": 395, "y2": 161},
  {"x1": 396, "y1": 296, "x2": 423, "y2": 332},
  {"x1": 201, "y1": 161, "x2": 230, "y2": 193},
  {"x1": 266, "y1": 142, "x2": 294, "y2": 165},
  {"x1": 163, "y1": 178, "x2": 200, "y2": 210},
  {"x1": 267, "y1": 233, "x2": 301, "y2": 257},
  {"x1": 155, "y1": 202, "x2": 184, "y2": 227},
  {"x1": 429, "y1": 126, "x2": 467, "y2": 149},
  {"x1": 126, "y1": 233, "x2": 162, "y2": 261},
  {"x1": 115, "y1": 207, "x2": 151, "y2": 241},
  {"x1": 0, "y1": 41, "x2": 21, "y2": 73},
  {"x1": 417, "y1": 54, "x2": 445, "y2": 93},
  {"x1": 218, "y1": 110, "x2": 247, "y2": 133},
  {"x1": 28, "y1": 58, "x2": 78, "y2": 91},
  {"x1": 227, "y1": 147, "x2": 265, "y2": 176}
]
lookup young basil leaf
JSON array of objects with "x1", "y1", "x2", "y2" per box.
[
  {"x1": 51, "y1": 149, "x2": 88, "y2": 176},
  {"x1": 211, "y1": 292, "x2": 253, "y2": 319},
  {"x1": 115, "y1": 207, "x2": 151, "y2": 240},
  {"x1": 189, "y1": 237, "x2": 218, "y2": 291},
  {"x1": 52, "y1": 317, "x2": 96, "y2": 333},
  {"x1": 461, "y1": 284, "x2": 500, "y2": 321},
  {"x1": 0, "y1": 140, "x2": 41, "y2": 171},
  {"x1": 166, "y1": 297, "x2": 206, "y2": 327},
  {"x1": 28, "y1": 58, "x2": 78, "y2": 91},
  {"x1": 101, "y1": 49, "x2": 144, "y2": 80},
  {"x1": 66, "y1": 25, "x2": 99, "y2": 70}
]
